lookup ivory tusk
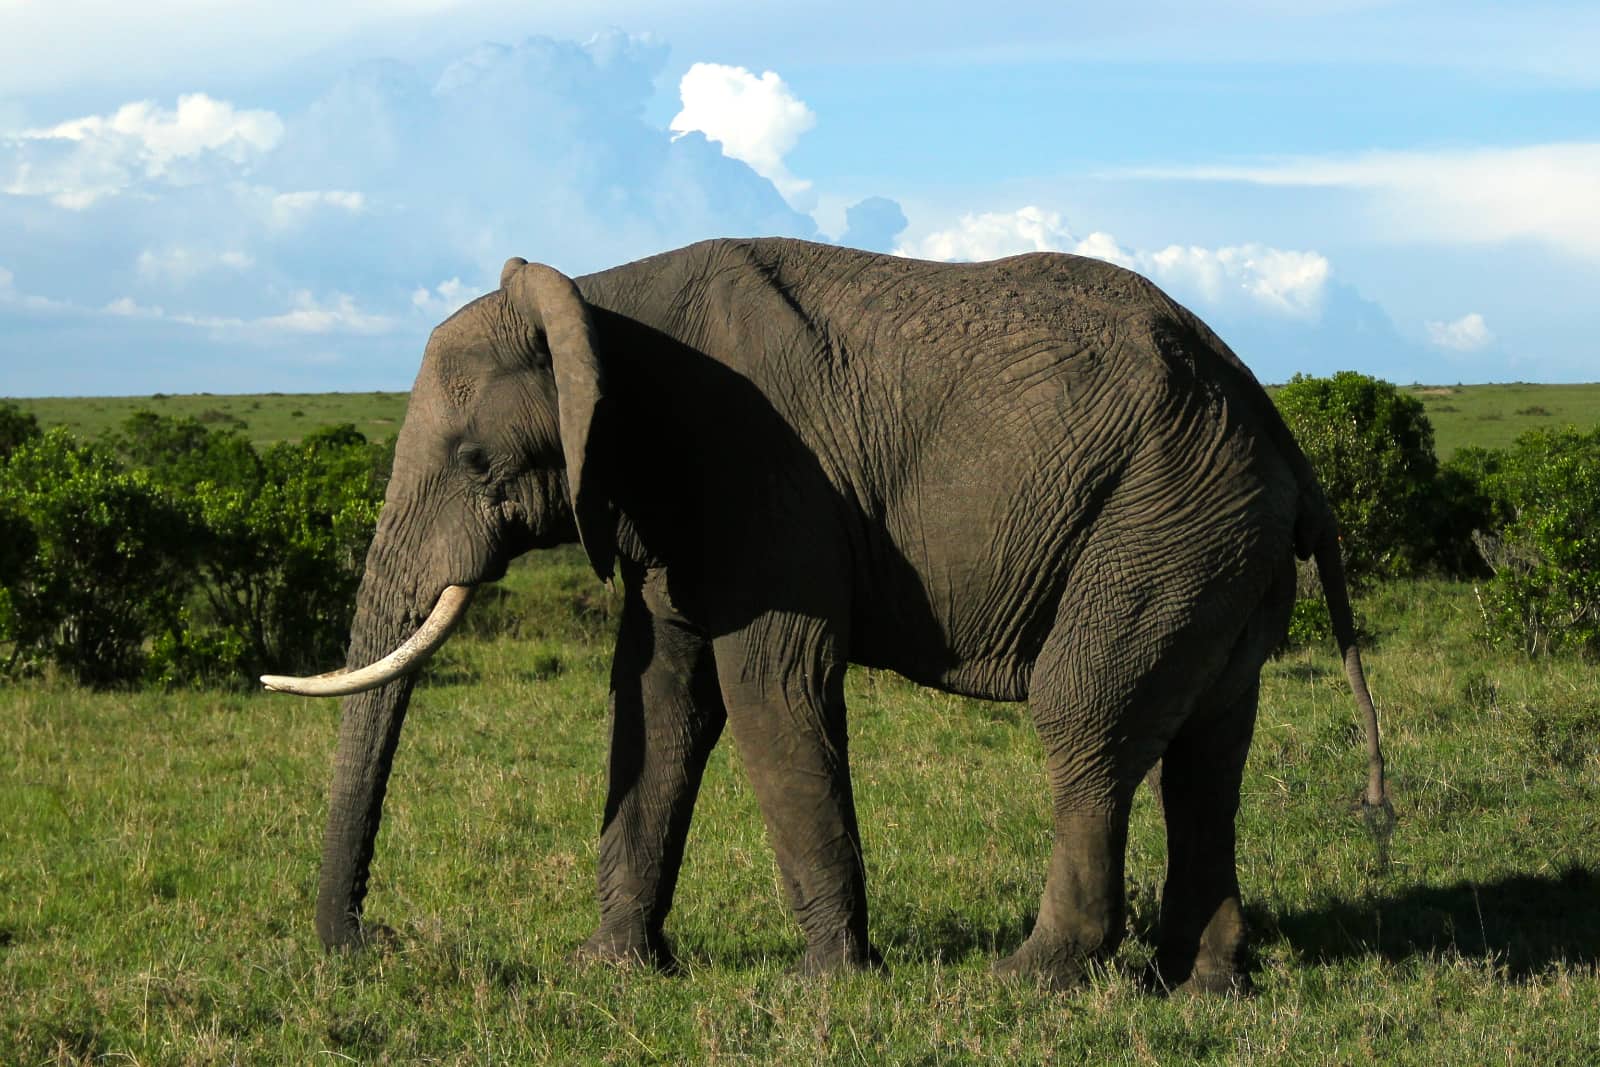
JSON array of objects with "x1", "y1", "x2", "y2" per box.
[{"x1": 260, "y1": 585, "x2": 475, "y2": 697}]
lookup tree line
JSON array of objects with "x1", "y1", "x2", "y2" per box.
[{"x1": 1, "y1": 373, "x2": 1596, "y2": 689}]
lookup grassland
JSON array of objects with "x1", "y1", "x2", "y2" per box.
[
  {"x1": 5, "y1": 391, "x2": 408, "y2": 449},
  {"x1": 3, "y1": 385, "x2": 1599, "y2": 1062},
  {"x1": 1400, "y1": 382, "x2": 1600, "y2": 457},
  {"x1": 3, "y1": 547, "x2": 1598, "y2": 1063},
  {"x1": 7, "y1": 381, "x2": 1600, "y2": 455}
]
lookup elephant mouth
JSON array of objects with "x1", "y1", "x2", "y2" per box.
[{"x1": 260, "y1": 584, "x2": 476, "y2": 697}]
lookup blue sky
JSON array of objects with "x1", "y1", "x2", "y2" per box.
[{"x1": 2, "y1": 1, "x2": 1596, "y2": 396}]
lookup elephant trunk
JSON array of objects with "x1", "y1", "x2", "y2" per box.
[
  {"x1": 313, "y1": 557, "x2": 437, "y2": 949},
  {"x1": 316, "y1": 674, "x2": 415, "y2": 948}
]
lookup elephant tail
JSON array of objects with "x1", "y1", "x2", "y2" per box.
[{"x1": 1307, "y1": 518, "x2": 1392, "y2": 819}]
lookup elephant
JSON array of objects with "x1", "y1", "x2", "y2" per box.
[{"x1": 262, "y1": 237, "x2": 1387, "y2": 993}]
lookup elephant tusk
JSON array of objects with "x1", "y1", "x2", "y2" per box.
[{"x1": 260, "y1": 584, "x2": 476, "y2": 697}]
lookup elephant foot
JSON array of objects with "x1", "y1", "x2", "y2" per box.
[
  {"x1": 1146, "y1": 955, "x2": 1252, "y2": 998},
  {"x1": 1176, "y1": 968, "x2": 1252, "y2": 998},
  {"x1": 993, "y1": 935, "x2": 1095, "y2": 991},
  {"x1": 574, "y1": 926, "x2": 678, "y2": 974},
  {"x1": 796, "y1": 932, "x2": 884, "y2": 977},
  {"x1": 321, "y1": 920, "x2": 400, "y2": 955}
]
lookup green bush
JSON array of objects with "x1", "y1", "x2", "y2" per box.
[
  {"x1": 0, "y1": 401, "x2": 41, "y2": 461},
  {"x1": 0, "y1": 429, "x2": 193, "y2": 686},
  {"x1": 1468, "y1": 427, "x2": 1600, "y2": 658},
  {"x1": 108, "y1": 409, "x2": 263, "y2": 492},
  {"x1": 1273, "y1": 372, "x2": 1441, "y2": 586},
  {"x1": 0, "y1": 415, "x2": 390, "y2": 688},
  {"x1": 0, "y1": 498, "x2": 37, "y2": 661},
  {"x1": 135, "y1": 418, "x2": 388, "y2": 686}
]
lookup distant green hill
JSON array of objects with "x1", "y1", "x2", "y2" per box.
[{"x1": 6, "y1": 382, "x2": 1599, "y2": 458}]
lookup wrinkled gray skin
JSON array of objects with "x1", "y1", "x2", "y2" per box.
[{"x1": 313, "y1": 238, "x2": 1386, "y2": 992}]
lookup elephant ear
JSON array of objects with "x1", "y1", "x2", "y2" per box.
[{"x1": 501, "y1": 257, "x2": 615, "y2": 583}]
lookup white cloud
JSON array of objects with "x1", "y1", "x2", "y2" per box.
[
  {"x1": 0, "y1": 266, "x2": 70, "y2": 312},
  {"x1": 4, "y1": 93, "x2": 283, "y2": 208},
  {"x1": 30, "y1": 94, "x2": 283, "y2": 166},
  {"x1": 1426, "y1": 312, "x2": 1493, "y2": 351},
  {"x1": 99, "y1": 289, "x2": 391, "y2": 336},
  {"x1": 268, "y1": 189, "x2": 367, "y2": 226},
  {"x1": 0, "y1": 33, "x2": 818, "y2": 394},
  {"x1": 136, "y1": 247, "x2": 255, "y2": 284},
  {"x1": 104, "y1": 296, "x2": 155, "y2": 317},
  {"x1": 410, "y1": 277, "x2": 474, "y2": 318},
  {"x1": 1142, "y1": 243, "x2": 1329, "y2": 319},
  {"x1": 670, "y1": 62, "x2": 816, "y2": 209},
  {"x1": 895, "y1": 206, "x2": 1074, "y2": 261},
  {"x1": 902, "y1": 206, "x2": 1330, "y2": 320},
  {"x1": 257, "y1": 291, "x2": 393, "y2": 335},
  {"x1": 1132, "y1": 144, "x2": 1600, "y2": 262}
]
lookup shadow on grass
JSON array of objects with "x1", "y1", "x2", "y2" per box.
[
  {"x1": 1268, "y1": 660, "x2": 1333, "y2": 683},
  {"x1": 872, "y1": 867, "x2": 1600, "y2": 977},
  {"x1": 873, "y1": 910, "x2": 1035, "y2": 966},
  {"x1": 1255, "y1": 865, "x2": 1600, "y2": 978}
]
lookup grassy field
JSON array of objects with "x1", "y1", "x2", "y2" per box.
[
  {"x1": 7, "y1": 381, "x2": 1600, "y2": 455},
  {"x1": 3, "y1": 546, "x2": 1598, "y2": 1063},
  {"x1": 4, "y1": 391, "x2": 408, "y2": 449},
  {"x1": 1400, "y1": 382, "x2": 1600, "y2": 457}
]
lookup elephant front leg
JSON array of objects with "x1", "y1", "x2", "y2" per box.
[
  {"x1": 580, "y1": 579, "x2": 725, "y2": 970},
  {"x1": 715, "y1": 620, "x2": 879, "y2": 975}
]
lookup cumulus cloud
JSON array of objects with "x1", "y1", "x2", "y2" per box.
[
  {"x1": 1132, "y1": 144, "x2": 1600, "y2": 263},
  {"x1": 1140, "y1": 241, "x2": 1329, "y2": 319},
  {"x1": 896, "y1": 206, "x2": 1075, "y2": 261},
  {"x1": 1426, "y1": 312, "x2": 1493, "y2": 351},
  {"x1": 410, "y1": 277, "x2": 473, "y2": 318},
  {"x1": 670, "y1": 62, "x2": 817, "y2": 209},
  {"x1": 902, "y1": 206, "x2": 1330, "y2": 320},
  {"x1": 1, "y1": 32, "x2": 823, "y2": 394},
  {"x1": 839, "y1": 196, "x2": 909, "y2": 253},
  {"x1": 893, "y1": 203, "x2": 1427, "y2": 381},
  {"x1": 4, "y1": 93, "x2": 283, "y2": 208}
]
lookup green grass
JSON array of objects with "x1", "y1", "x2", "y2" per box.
[
  {"x1": 4, "y1": 551, "x2": 1597, "y2": 1063},
  {"x1": 4, "y1": 391, "x2": 409, "y2": 448},
  {"x1": 1399, "y1": 382, "x2": 1600, "y2": 458}
]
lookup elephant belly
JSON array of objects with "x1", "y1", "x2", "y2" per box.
[{"x1": 846, "y1": 493, "x2": 1087, "y2": 704}]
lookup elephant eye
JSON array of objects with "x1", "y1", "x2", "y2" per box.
[{"x1": 456, "y1": 443, "x2": 492, "y2": 478}]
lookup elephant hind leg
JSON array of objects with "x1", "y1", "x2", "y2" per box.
[
  {"x1": 1149, "y1": 681, "x2": 1258, "y2": 996},
  {"x1": 999, "y1": 524, "x2": 1282, "y2": 989},
  {"x1": 1151, "y1": 557, "x2": 1291, "y2": 995},
  {"x1": 998, "y1": 612, "x2": 1202, "y2": 988}
]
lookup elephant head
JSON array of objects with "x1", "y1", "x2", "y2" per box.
[{"x1": 261, "y1": 258, "x2": 612, "y2": 949}]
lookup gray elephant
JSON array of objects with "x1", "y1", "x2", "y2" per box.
[{"x1": 263, "y1": 237, "x2": 1386, "y2": 993}]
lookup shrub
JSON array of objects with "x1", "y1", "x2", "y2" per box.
[
  {"x1": 108, "y1": 410, "x2": 263, "y2": 493},
  {"x1": 0, "y1": 401, "x2": 41, "y2": 461},
  {"x1": 0, "y1": 498, "x2": 37, "y2": 664},
  {"x1": 0, "y1": 429, "x2": 193, "y2": 686},
  {"x1": 0, "y1": 414, "x2": 390, "y2": 688},
  {"x1": 148, "y1": 422, "x2": 387, "y2": 685},
  {"x1": 1274, "y1": 372, "x2": 1440, "y2": 587},
  {"x1": 1469, "y1": 427, "x2": 1600, "y2": 658}
]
